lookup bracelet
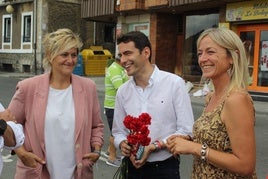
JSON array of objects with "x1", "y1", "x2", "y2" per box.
[
  {"x1": 200, "y1": 143, "x2": 208, "y2": 162},
  {"x1": 93, "y1": 150, "x2": 101, "y2": 156},
  {"x1": 153, "y1": 140, "x2": 162, "y2": 152},
  {"x1": 153, "y1": 142, "x2": 159, "y2": 151},
  {"x1": 206, "y1": 147, "x2": 210, "y2": 160}
]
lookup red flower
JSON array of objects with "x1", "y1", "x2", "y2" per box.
[{"x1": 123, "y1": 113, "x2": 151, "y2": 158}]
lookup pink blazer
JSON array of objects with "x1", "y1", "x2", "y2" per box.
[{"x1": 8, "y1": 73, "x2": 104, "y2": 179}]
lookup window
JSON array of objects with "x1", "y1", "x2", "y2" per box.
[
  {"x1": 22, "y1": 13, "x2": 32, "y2": 43},
  {"x1": 23, "y1": 15, "x2": 31, "y2": 42},
  {"x1": 104, "y1": 25, "x2": 115, "y2": 43},
  {"x1": 258, "y1": 30, "x2": 268, "y2": 87},
  {"x1": 3, "y1": 16, "x2": 11, "y2": 43},
  {"x1": 183, "y1": 13, "x2": 219, "y2": 80}
]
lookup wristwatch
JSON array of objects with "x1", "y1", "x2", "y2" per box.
[{"x1": 0, "y1": 119, "x2": 7, "y2": 136}]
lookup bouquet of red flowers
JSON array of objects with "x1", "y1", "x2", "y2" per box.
[{"x1": 123, "y1": 113, "x2": 151, "y2": 160}]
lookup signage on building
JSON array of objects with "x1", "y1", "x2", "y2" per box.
[
  {"x1": 218, "y1": 22, "x2": 230, "y2": 29},
  {"x1": 261, "y1": 41, "x2": 268, "y2": 71},
  {"x1": 226, "y1": 0, "x2": 268, "y2": 22},
  {"x1": 129, "y1": 23, "x2": 150, "y2": 37}
]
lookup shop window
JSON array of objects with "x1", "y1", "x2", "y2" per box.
[
  {"x1": 258, "y1": 30, "x2": 268, "y2": 87},
  {"x1": 183, "y1": 13, "x2": 219, "y2": 81},
  {"x1": 240, "y1": 31, "x2": 255, "y2": 86}
]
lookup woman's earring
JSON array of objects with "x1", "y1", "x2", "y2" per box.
[{"x1": 227, "y1": 65, "x2": 233, "y2": 77}]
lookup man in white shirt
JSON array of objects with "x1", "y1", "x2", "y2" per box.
[
  {"x1": 0, "y1": 102, "x2": 24, "y2": 175},
  {"x1": 112, "y1": 31, "x2": 194, "y2": 179}
]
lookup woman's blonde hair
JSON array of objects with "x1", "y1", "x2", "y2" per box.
[
  {"x1": 197, "y1": 28, "x2": 249, "y2": 92},
  {"x1": 42, "y1": 28, "x2": 83, "y2": 71}
]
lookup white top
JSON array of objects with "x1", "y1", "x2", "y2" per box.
[
  {"x1": 113, "y1": 65, "x2": 194, "y2": 162},
  {"x1": 45, "y1": 85, "x2": 75, "y2": 179},
  {"x1": 0, "y1": 102, "x2": 24, "y2": 175}
]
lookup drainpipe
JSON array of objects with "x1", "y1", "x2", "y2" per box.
[
  {"x1": 33, "y1": 0, "x2": 37, "y2": 74},
  {"x1": 93, "y1": 21, "x2": 96, "y2": 45}
]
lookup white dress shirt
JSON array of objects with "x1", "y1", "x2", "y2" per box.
[{"x1": 112, "y1": 65, "x2": 194, "y2": 162}]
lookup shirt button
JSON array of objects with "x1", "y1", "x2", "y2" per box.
[
  {"x1": 75, "y1": 144, "x2": 80, "y2": 149},
  {"x1": 77, "y1": 163, "x2": 83, "y2": 169}
]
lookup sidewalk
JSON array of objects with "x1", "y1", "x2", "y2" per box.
[{"x1": 0, "y1": 72, "x2": 267, "y2": 116}]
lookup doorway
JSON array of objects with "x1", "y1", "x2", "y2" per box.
[{"x1": 238, "y1": 24, "x2": 268, "y2": 93}]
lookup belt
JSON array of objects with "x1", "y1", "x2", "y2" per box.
[{"x1": 144, "y1": 156, "x2": 179, "y2": 167}]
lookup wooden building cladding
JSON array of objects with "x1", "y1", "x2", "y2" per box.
[
  {"x1": 115, "y1": 0, "x2": 207, "y2": 11},
  {"x1": 81, "y1": 0, "x2": 115, "y2": 18},
  {"x1": 169, "y1": 0, "x2": 208, "y2": 6},
  {"x1": 81, "y1": 0, "x2": 211, "y2": 17},
  {"x1": 81, "y1": 0, "x2": 242, "y2": 19}
]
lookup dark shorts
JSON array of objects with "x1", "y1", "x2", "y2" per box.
[
  {"x1": 105, "y1": 108, "x2": 114, "y2": 131},
  {"x1": 126, "y1": 156, "x2": 180, "y2": 179}
]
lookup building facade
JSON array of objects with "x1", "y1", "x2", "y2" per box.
[
  {"x1": 1, "y1": 0, "x2": 267, "y2": 98},
  {"x1": 0, "y1": 0, "x2": 84, "y2": 74},
  {"x1": 81, "y1": 0, "x2": 268, "y2": 99}
]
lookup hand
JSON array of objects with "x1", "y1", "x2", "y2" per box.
[
  {"x1": 15, "y1": 146, "x2": 46, "y2": 168},
  {"x1": 166, "y1": 135, "x2": 194, "y2": 156},
  {"x1": 0, "y1": 109, "x2": 15, "y2": 122},
  {"x1": 120, "y1": 140, "x2": 132, "y2": 157},
  {"x1": 82, "y1": 152, "x2": 100, "y2": 163},
  {"x1": 130, "y1": 145, "x2": 152, "y2": 169}
]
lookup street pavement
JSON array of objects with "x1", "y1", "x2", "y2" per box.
[
  {"x1": 1, "y1": 72, "x2": 267, "y2": 116},
  {"x1": 0, "y1": 72, "x2": 267, "y2": 178}
]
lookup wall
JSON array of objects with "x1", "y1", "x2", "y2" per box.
[
  {"x1": 47, "y1": 1, "x2": 82, "y2": 34},
  {"x1": 151, "y1": 13, "x2": 178, "y2": 73}
]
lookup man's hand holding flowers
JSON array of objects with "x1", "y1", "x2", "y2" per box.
[{"x1": 120, "y1": 113, "x2": 152, "y2": 168}]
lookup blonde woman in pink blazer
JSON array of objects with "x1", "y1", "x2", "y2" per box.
[{"x1": 8, "y1": 28, "x2": 104, "y2": 179}]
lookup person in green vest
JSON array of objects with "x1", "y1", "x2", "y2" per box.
[{"x1": 104, "y1": 57, "x2": 128, "y2": 167}]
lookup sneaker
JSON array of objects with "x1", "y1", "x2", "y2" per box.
[
  {"x1": 106, "y1": 159, "x2": 121, "y2": 167},
  {"x1": 102, "y1": 151, "x2": 122, "y2": 160},
  {"x1": 102, "y1": 151, "x2": 110, "y2": 158},
  {"x1": 117, "y1": 155, "x2": 124, "y2": 160}
]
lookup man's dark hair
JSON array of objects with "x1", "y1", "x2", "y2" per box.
[{"x1": 117, "y1": 31, "x2": 152, "y2": 61}]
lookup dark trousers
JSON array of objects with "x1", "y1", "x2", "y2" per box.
[
  {"x1": 126, "y1": 156, "x2": 180, "y2": 179},
  {"x1": 105, "y1": 108, "x2": 114, "y2": 131}
]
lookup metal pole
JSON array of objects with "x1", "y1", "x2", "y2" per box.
[{"x1": 33, "y1": 0, "x2": 37, "y2": 75}]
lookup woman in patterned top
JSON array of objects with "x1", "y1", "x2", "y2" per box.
[{"x1": 166, "y1": 28, "x2": 257, "y2": 178}]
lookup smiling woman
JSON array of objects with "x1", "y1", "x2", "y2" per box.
[
  {"x1": 42, "y1": 28, "x2": 82, "y2": 73},
  {"x1": 8, "y1": 28, "x2": 104, "y2": 179},
  {"x1": 167, "y1": 28, "x2": 257, "y2": 179}
]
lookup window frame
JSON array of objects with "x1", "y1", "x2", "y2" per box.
[
  {"x1": 21, "y1": 12, "x2": 33, "y2": 45},
  {"x1": 2, "y1": 14, "x2": 12, "y2": 45}
]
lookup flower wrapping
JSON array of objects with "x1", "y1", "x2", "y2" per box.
[{"x1": 123, "y1": 113, "x2": 151, "y2": 160}]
